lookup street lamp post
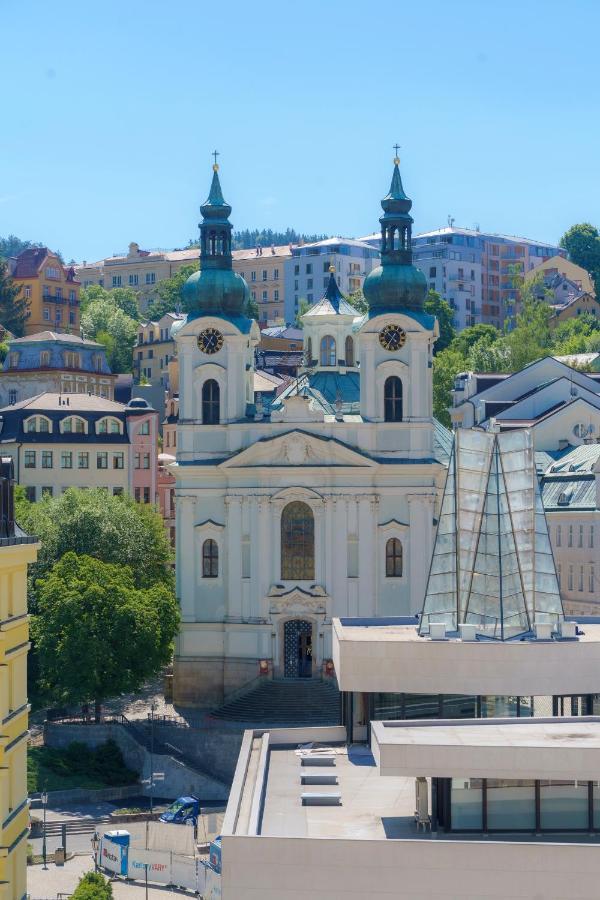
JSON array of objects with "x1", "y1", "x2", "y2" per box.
[
  {"x1": 41, "y1": 788, "x2": 48, "y2": 870},
  {"x1": 91, "y1": 831, "x2": 99, "y2": 873},
  {"x1": 149, "y1": 702, "x2": 156, "y2": 816}
]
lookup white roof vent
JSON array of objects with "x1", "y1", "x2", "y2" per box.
[
  {"x1": 559, "y1": 620, "x2": 577, "y2": 639},
  {"x1": 429, "y1": 622, "x2": 447, "y2": 641},
  {"x1": 459, "y1": 623, "x2": 478, "y2": 642},
  {"x1": 534, "y1": 621, "x2": 554, "y2": 641}
]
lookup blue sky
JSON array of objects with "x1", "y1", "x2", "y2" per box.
[{"x1": 2, "y1": 0, "x2": 599, "y2": 262}]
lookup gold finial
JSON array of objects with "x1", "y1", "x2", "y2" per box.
[
  {"x1": 329, "y1": 263, "x2": 336, "y2": 274},
  {"x1": 393, "y1": 143, "x2": 401, "y2": 165},
  {"x1": 212, "y1": 149, "x2": 220, "y2": 171}
]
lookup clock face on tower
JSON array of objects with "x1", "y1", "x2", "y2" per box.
[
  {"x1": 379, "y1": 323, "x2": 407, "y2": 351},
  {"x1": 197, "y1": 328, "x2": 224, "y2": 355}
]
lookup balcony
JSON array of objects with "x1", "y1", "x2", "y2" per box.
[{"x1": 42, "y1": 294, "x2": 66, "y2": 303}]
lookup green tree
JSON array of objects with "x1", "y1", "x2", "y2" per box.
[
  {"x1": 295, "y1": 299, "x2": 311, "y2": 326},
  {"x1": 111, "y1": 286, "x2": 141, "y2": 320},
  {"x1": 424, "y1": 290, "x2": 456, "y2": 352},
  {"x1": 0, "y1": 258, "x2": 30, "y2": 336},
  {"x1": 81, "y1": 298, "x2": 138, "y2": 373},
  {"x1": 72, "y1": 869, "x2": 114, "y2": 898},
  {"x1": 246, "y1": 292, "x2": 259, "y2": 321},
  {"x1": 0, "y1": 235, "x2": 42, "y2": 260},
  {"x1": 32, "y1": 553, "x2": 179, "y2": 717},
  {"x1": 432, "y1": 348, "x2": 467, "y2": 427},
  {"x1": 15, "y1": 487, "x2": 173, "y2": 596},
  {"x1": 559, "y1": 223, "x2": 600, "y2": 291},
  {"x1": 468, "y1": 336, "x2": 512, "y2": 372},
  {"x1": 449, "y1": 323, "x2": 499, "y2": 358},
  {"x1": 146, "y1": 263, "x2": 199, "y2": 320},
  {"x1": 505, "y1": 280, "x2": 552, "y2": 371},
  {"x1": 346, "y1": 289, "x2": 368, "y2": 315}
]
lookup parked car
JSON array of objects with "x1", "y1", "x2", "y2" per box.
[{"x1": 159, "y1": 796, "x2": 200, "y2": 827}]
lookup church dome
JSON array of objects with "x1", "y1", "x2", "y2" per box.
[
  {"x1": 184, "y1": 162, "x2": 249, "y2": 319},
  {"x1": 363, "y1": 157, "x2": 427, "y2": 314}
]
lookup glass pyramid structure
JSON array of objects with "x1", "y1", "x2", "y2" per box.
[{"x1": 420, "y1": 429, "x2": 563, "y2": 640}]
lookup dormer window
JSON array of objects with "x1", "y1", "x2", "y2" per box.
[
  {"x1": 8, "y1": 353, "x2": 19, "y2": 369},
  {"x1": 40, "y1": 350, "x2": 50, "y2": 367},
  {"x1": 25, "y1": 416, "x2": 51, "y2": 434},
  {"x1": 62, "y1": 416, "x2": 86, "y2": 434},
  {"x1": 97, "y1": 417, "x2": 122, "y2": 435},
  {"x1": 557, "y1": 490, "x2": 573, "y2": 507},
  {"x1": 64, "y1": 351, "x2": 80, "y2": 369}
]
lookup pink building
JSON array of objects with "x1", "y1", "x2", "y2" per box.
[
  {"x1": 157, "y1": 452, "x2": 176, "y2": 545},
  {"x1": 126, "y1": 397, "x2": 159, "y2": 504}
]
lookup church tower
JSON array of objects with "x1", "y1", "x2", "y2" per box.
[{"x1": 359, "y1": 155, "x2": 438, "y2": 458}]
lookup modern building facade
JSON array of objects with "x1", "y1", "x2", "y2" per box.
[
  {"x1": 0, "y1": 331, "x2": 115, "y2": 407},
  {"x1": 284, "y1": 238, "x2": 380, "y2": 325},
  {"x1": 134, "y1": 312, "x2": 185, "y2": 386},
  {"x1": 0, "y1": 458, "x2": 38, "y2": 900},
  {"x1": 8, "y1": 248, "x2": 81, "y2": 336},
  {"x1": 171, "y1": 158, "x2": 448, "y2": 707},
  {"x1": 0, "y1": 394, "x2": 158, "y2": 504},
  {"x1": 232, "y1": 246, "x2": 292, "y2": 327}
]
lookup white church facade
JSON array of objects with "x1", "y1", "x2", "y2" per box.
[{"x1": 172, "y1": 158, "x2": 449, "y2": 706}]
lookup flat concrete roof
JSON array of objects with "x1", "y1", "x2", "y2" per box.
[{"x1": 372, "y1": 717, "x2": 600, "y2": 781}]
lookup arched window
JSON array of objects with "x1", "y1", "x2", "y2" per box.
[
  {"x1": 386, "y1": 538, "x2": 403, "y2": 577},
  {"x1": 281, "y1": 501, "x2": 315, "y2": 581},
  {"x1": 384, "y1": 376, "x2": 403, "y2": 422},
  {"x1": 202, "y1": 379, "x2": 220, "y2": 424},
  {"x1": 202, "y1": 539, "x2": 219, "y2": 577},
  {"x1": 320, "y1": 335, "x2": 336, "y2": 367},
  {"x1": 345, "y1": 335, "x2": 354, "y2": 367}
]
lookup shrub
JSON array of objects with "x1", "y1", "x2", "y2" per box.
[{"x1": 72, "y1": 871, "x2": 113, "y2": 898}]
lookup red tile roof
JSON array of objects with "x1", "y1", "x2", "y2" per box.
[{"x1": 11, "y1": 248, "x2": 49, "y2": 278}]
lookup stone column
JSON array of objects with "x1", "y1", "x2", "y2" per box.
[
  {"x1": 313, "y1": 502, "x2": 326, "y2": 586},
  {"x1": 325, "y1": 496, "x2": 334, "y2": 598},
  {"x1": 408, "y1": 493, "x2": 435, "y2": 612},
  {"x1": 358, "y1": 495, "x2": 378, "y2": 617},
  {"x1": 177, "y1": 495, "x2": 197, "y2": 622},
  {"x1": 258, "y1": 498, "x2": 271, "y2": 616},
  {"x1": 332, "y1": 496, "x2": 348, "y2": 618},
  {"x1": 225, "y1": 495, "x2": 243, "y2": 621}
]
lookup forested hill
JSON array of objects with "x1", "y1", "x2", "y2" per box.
[{"x1": 233, "y1": 228, "x2": 329, "y2": 249}]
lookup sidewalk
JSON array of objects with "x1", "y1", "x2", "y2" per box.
[{"x1": 28, "y1": 856, "x2": 192, "y2": 897}]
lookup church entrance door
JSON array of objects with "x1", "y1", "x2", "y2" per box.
[{"x1": 284, "y1": 620, "x2": 313, "y2": 679}]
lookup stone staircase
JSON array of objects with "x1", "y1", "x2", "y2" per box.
[{"x1": 210, "y1": 678, "x2": 342, "y2": 727}]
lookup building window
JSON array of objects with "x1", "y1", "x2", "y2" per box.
[
  {"x1": 578, "y1": 524, "x2": 584, "y2": 548},
  {"x1": 113, "y1": 487, "x2": 124, "y2": 496},
  {"x1": 139, "y1": 421, "x2": 150, "y2": 435},
  {"x1": 568, "y1": 525, "x2": 573, "y2": 547},
  {"x1": 202, "y1": 380, "x2": 220, "y2": 425},
  {"x1": 97, "y1": 452, "x2": 108, "y2": 469},
  {"x1": 262, "y1": 270, "x2": 267, "y2": 281},
  {"x1": 556, "y1": 525, "x2": 561, "y2": 547},
  {"x1": 429, "y1": 266, "x2": 437, "y2": 278},
  {"x1": 274, "y1": 268, "x2": 279, "y2": 280},
  {"x1": 112, "y1": 275, "x2": 122, "y2": 287},
  {"x1": 24, "y1": 285, "x2": 31, "y2": 299},
  {"x1": 320, "y1": 335, "x2": 336, "y2": 367},
  {"x1": 134, "y1": 453, "x2": 140, "y2": 469},
  {"x1": 42, "y1": 486, "x2": 53, "y2": 497},
  {"x1": 69, "y1": 289, "x2": 76, "y2": 301},
  {"x1": 135, "y1": 487, "x2": 141, "y2": 502},
  {"x1": 129, "y1": 274, "x2": 139, "y2": 286},
  {"x1": 307, "y1": 278, "x2": 313, "y2": 289},
  {"x1": 145, "y1": 272, "x2": 156, "y2": 284},
  {"x1": 61, "y1": 451, "x2": 73, "y2": 469},
  {"x1": 384, "y1": 376, "x2": 403, "y2": 422},
  {"x1": 262, "y1": 290, "x2": 268, "y2": 302},
  {"x1": 274, "y1": 289, "x2": 279, "y2": 301},
  {"x1": 44, "y1": 307, "x2": 51, "y2": 321},
  {"x1": 590, "y1": 566, "x2": 595, "y2": 594},
  {"x1": 41, "y1": 451, "x2": 53, "y2": 469},
  {"x1": 579, "y1": 566, "x2": 584, "y2": 592},
  {"x1": 386, "y1": 538, "x2": 403, "y2": 577},
  {"x1": 78, "y1": 452, "x2": 89, "y2": 469},
  {"x1": 306, "y1": 264, "x2": 312, "y2": 275},
  {"x1": 345, "y1": 335, "x2": 354, "y2": 367},
  {"x1": 202, "y1": 539, "x2": 219, "y2": 578},
  {"x1": 143, "y1": 454, "x2": 150, "y2": 469},
  {"x1": 281, "y1": 501, "x2": 315, "y2": 581},
  {"x1": 24, "y1": 450, "x2": 36, "y2": 469},
  {"x1": 113, "y1": 453, "x2": 124, "y2": 469},
  {"x1": 568, "y1": 565, "x2": 574, "y2": 591},
  {"x1": 251, "y1": 271, "x2": 256, "y2": 282},
  {"x1": 8, "y1": 389, "x2": 17, "y2": 405},
  {"x1": 25, "y1": 486, "x2": 36, "y2": 502},
  {"x1": 69, "y1": 311, "x2": 76, "y2": 325},
  {"x1": 143, "y1": 487, "x2": 150, "y2": 503},
  {"x1": 294, "y1": 264, "x2": 299, "y2": 276},
  {"x1": 40, "y1": 350, "x2": 50, "y2": 366},
  {"x1": 590, "y1": 526, "x2": 595, "y2": 549}
]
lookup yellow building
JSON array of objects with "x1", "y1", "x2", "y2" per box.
[
  {"x1": 0, "y1": 458, "x2": 38, "y2": 900},
  {"x1": 527, "y1": 254, "x2": 595, "y2": 295},
  {"x1": 9, "y1": 248, "x2": 81, "y2": 337},
  {"x1": 232, "y1": 245, "x2": 292, "y2": 325},
  {"x1": 551, "y1": 291, "x2": 600, "y2": 324}
]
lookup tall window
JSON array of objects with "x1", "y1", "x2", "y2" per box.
[
  {"x1": 202, "y1": 380, "x2": 220, "y2": 424},
  {"x1": 306, "y1": 337, "x2": 313, "y2": 365},
  {"x1": 345, "y1": 335, "x2": 354, "y2": 367},
  {"x1": 281, "y1": 501, "x2": 315, "y2": 580},
  {"x1": 320, "y1": 335, "x2": 336, "y2": 367},
  {"x1": 384, "y1": 376, "x2": 403, "y2": 422},
  {"x1": 202, "y1": 539, "x2": 219, "y2": 578},
  {"x1": 386, "y1": 538, "x2": 403, "y2": 577}
]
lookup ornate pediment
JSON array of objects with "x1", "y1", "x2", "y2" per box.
[
  {"x1": 267, "y1": 585, "x2": 328, "y2": 616},
  {"x1": 220, "y1": 430, "x2": 376, "y2": 469}
]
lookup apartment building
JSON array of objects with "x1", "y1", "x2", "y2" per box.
[
  {"x1": 0, "y1": 458, "x2": 38, "y2": 900},
  {"x1": 0, "y1": 394, "x2": 158, "y2": 504},
  {"x1": 8, "y1": 247, "x2": 81, "y2": 335},
  {"x1": 76, "y1": 243, "x2": 198, "y2": 313},
  {"x1": 0, "y1": 330, "x2": 115, "y2": 407},
  {"x1": 134, "y1": 312, "x2": 185, "y2": 385},
  {"x1": 232, "y1": 245, "x2": 292, "y2": 326},
  {"x1": 284, "y1": 238, "x2": 380, "y2": 324}
]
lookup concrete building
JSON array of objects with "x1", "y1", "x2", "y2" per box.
[
  {"x1": 0, "y1": 394, "x2": 158, "y2": 504},
  {"x1": 362, "y1": 227, "x2": 563, "y2": 331},
  {"x1": 134, "y1": 312, "x2": 185, "y2": 386},
  {"x1": 285, "y1": 238, "x2": 380, "y2": 325},
  {"x1": 8, "y1": 247, "x2": 81, "y2": 336},
  {"x1": 0, "y1": 458, "x2": 38, "y2": 900},
  {"x1": 0, "y1": 331, "x2": 115, "y2": 407},
  {"x1": 259, "y1": 325, "x2": 303, "y2": 353},
  {"x1": 75, "y1": 243, "x2": 198, "y2": 313},
  {"x1": 541, "y1": 444, "x2": 600, "y2": 616},
  {"x1": 451, "y1": 356, "x2": 600, "y2": 450},
  {"x1": 171, "y1": 158, "x2": 448, "y2": 707},
  {"x1": 232, "y1": 246, "x2": 292, "y2": 327}
]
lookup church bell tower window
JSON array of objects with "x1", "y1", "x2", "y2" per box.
[
  {"x1": 202, "y1": 379, "x2": 220, "y2": 424},
  {"x1": 320, "y1": 335, "x2": 336, "y2": 367},
  {"x1": 281, "y1": 501, "x2": 315, "y2": 581},
  {"x1": 384, "y1": 376, "x2": 403, "y2": 422},
  {"x1": 345, "y1": 335, "x2": 354, "y2": 367},
  {"x1": 386, "y1": 538, "x2": 403, "y2": 577},
  {"x1": 202, "y1": 539, "x2": 219, "y2": 577}
]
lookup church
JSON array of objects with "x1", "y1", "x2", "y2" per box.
[{"x1": 171, "y1": 156, "x2": 449, "y2": 706}]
